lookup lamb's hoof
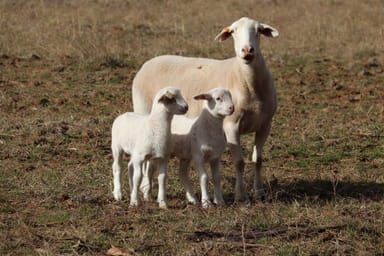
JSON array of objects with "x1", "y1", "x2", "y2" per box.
[
  {"x1": 186, "y1": 194, "x2": 198, "y2": 205},
  {"x1": 234, "y1": 193, "x2": 250, "y2": 203},
  {"x1": 214, "y1": 198, "x2": 225, "y2": 206},
  {"x1": 143, "y1": 195, "x2": 153, "y2": 202},
  {"x1": 254, "y1": 189, "x2": 266, "y2": 201},
  {"x1": 129, "y1": 200, "x2": 139, "y2": 207},
  {"x1": 158, "y1": 200, "x2": 167, "y2": 209},
  {"x1": 202, "y1": 200, "x2": 212, "y2": 209},
  {"x1": 113, "y1": 192, "x2": 122, "y2": 201}
]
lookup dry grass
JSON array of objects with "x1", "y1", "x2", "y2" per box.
[{"x1": 1, "y1": 0, "x2": 384, "y2": 255}]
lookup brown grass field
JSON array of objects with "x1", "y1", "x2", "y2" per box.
[{"x1": 1, "y1": 0, "x2": 383, "y2": 255}]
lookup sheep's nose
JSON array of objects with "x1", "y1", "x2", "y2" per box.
[
  {"x1": 242, "y1": 46, "x2": 254, "y2": 55},
  {"x1": 183, "y1": 104, "x2": 189, "y2": 113},
  {"x1": 229, "y1": 105, "x2": 234, "y2": 114}
]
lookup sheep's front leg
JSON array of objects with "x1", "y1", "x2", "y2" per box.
[
  {"x1": 157, "y1": 159, "x2": 168, "y2": 208},
  {"x1": 224, "y1": 122, "x2": 248, "y2": 202},
  {"x1": 112, "y1": 149, "x2": 122, "y2": 201},
  {"x1": 195, "y1": 159, "x2": 212, "y2": 208},
  {"x1": 127, "y1": 160, "x2": 133, "y2": 193},
  {"x1": 140, "y1": 160, "x2": 154, "y2": 201},
  {"x1": 253, "y1": 123, "x2": 271, "y2": 200},
  {"x1": 130, "y1": 158, "x2": 143, "y2": 206},
  {"x1": 178, "y1": 159, "x2": 197, "y2": 204},
  {"x1": 210, "y1": 158, "x2": 225, "y2": 205}
]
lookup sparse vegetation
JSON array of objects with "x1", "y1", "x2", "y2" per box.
[{"x1": 1, "y1": 0, "x2": 383, "y2": 255}]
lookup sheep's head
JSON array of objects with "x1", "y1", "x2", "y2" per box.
[
  {"x1": 215, "y1": 17, "x2": 278, "y2": 63},
  {"x1": 194, "y1": 88, "x2": 234, "y2": 118},
  {"x1": 157, "y1": 87, "x2": 189, "y2": 115}
]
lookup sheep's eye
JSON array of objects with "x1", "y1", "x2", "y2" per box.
[{"x1": 216, "y1": 97, "x2": 222, "y2": 101}]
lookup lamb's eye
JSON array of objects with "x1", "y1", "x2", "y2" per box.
[{"x1": 216, "y1": 97, "x2": 222, "y2": 101}]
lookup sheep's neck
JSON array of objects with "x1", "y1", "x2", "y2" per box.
[
  {"x1": 236, "y1": 53, "x2": 268, "y2": 93},
  {"x1": 196, "y1": 109, "x2": 224, "y2": 132},
  {"x1": 148, "y1": 109, "x2": 172, "y2": 137}
]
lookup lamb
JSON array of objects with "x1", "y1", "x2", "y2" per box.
[
  {"x1": 132, "y1": 17, "x2": 279, "y2": 201},
  {"x1": 141, "y1": 88, "x2": 234, "y2": 208},
  {"x1": 111, "y1": 87, "x2": 188, "y2": 208}
]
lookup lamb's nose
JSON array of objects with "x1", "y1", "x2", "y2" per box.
[
  {"x1": 242, "y1": 46, "x2": 254, "y2": 55},
  {"x1": 229, "y1": 105, "x2": 234, "y2": 113}
]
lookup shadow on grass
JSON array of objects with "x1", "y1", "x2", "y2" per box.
[{"x1": 266, "y1": 178, "x2": 384, "y2": 203}]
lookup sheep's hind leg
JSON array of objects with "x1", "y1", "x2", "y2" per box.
[
  {"x1": 112, "y1": 149, "x2": 123, "y2": 201},
  {"x1": 210, "y1": 158, "x2": 225, "y2": 205},
  {"x1": 253, "y1": 123, "x2": 272, "y2": 201},
  {"x1": 157, "y1": 160, "x2": 168, "y2": 208},
  {"x1": 179, "y1": 159, "x2": 197, "y2": 204},
  {"x1": 140, "y1": 160, "x2": 154, "y2": 201},
  {"x1": 130, "y1": 158, "x2": 143, "y2": 206},
  {"x1": 224, "y1": 124, "x2": 249, "y2": 202}
]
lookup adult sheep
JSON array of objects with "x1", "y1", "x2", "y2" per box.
[{"x1": 132, "y1": 17, "x2": 279, "y2": 201}]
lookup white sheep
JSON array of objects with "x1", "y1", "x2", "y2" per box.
[
  {"x1": 111, "y1": 87, "x2": 188, "y2": 208},
  {"x1": 132, "y1": 17, "x2": 279, "y2": 201},
  {"x1": 141, "y1": 88, "x2": 234, "y2": 208}
]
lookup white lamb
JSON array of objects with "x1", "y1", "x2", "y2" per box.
[
  {"x1": 111, "y1": 87, "x2": 188, "y2": 208},
  {"x1": 141, "y1": 88, "x2": 234, "y2": 208},
  {"x1": 132, "y1": 17, "x2": 279, "y2": 201}
]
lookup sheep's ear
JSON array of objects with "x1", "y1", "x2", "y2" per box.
[
  {"x1": 258, "y1": 23, "x2": 279, "y2": 38},
  {"x1": 158, "y1": 91, "x2": 174, "y2": 103},
  {"x1": 193, "y1": 93, "x2": 212, "y2": 101},
  {"x1": 215, "y1": 27, "x2": 232, "y2": 41}
]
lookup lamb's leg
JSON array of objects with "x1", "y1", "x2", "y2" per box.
[
  {"x1": 112, "y1": 148, "x2": 122, "y2": 201},
  {"x1": 224, "y1": 123, "x2": 248, "y2": 202},
  {"x1": 178, "y1": 159, "x2": 197, "y2": 204},
  {"x1": 130, "y1": 158, "x2": 143, "y2": 206},
  {"x1": 140, "y1": 160, "x2": 154, "y2": 201},
  {"x1": 157, "y1": 159, "x2": 168, "y2": 208},
  {"x1": 195, "y1": 159, "x2": 212, "y2": 208},
  {"x1": 253, "y1": 123, "x2": 271, "y2": 200},
  {"x1": 210, "y1": 158, "x2": 225, "y2": 205},
  {"x1": 128, "y1": 160, "x2": 133, "y2": 193}
]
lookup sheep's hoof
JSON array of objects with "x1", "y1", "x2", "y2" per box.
[
  {"x1": 186, "y1": 194, "x2": 198, "y2": 205},
  {"x1": 253, "y1": 189, "x2": 265, "y2": 201},
  {"x1": 113, "y1": 192, "x2": 122, "y2": 201},
  {"x1": 130, "y1": 200, "x2": 139, "y2": 207},
  {"x1": 214, "y1": 198, "x2": 225, "y2": 206},
  {"x1": 234, "y1": 193, "x2": 250, "y2": 203},
  {"x1": 143, "y1": 195, "x2": 153, "y2": 202},
  {"x1": 158, "y1": 201, "x2": 167, "y2": 209},
  {"x1": 201, "y1": 200, "x2": 212, "y2": 209}
]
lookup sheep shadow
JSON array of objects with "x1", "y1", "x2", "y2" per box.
[{"x1": 263, "y1": 178, "x2": 384, "y2": 203}]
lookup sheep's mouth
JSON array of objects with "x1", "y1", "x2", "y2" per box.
[{"x1": 243, "y1": 54, "x2": 254, "y2": 62}]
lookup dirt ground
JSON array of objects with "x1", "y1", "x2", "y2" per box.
[{"x1": 1, "y1": 0, "x2": 383, "y2": 255}]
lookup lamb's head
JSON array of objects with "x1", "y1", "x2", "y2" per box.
[
  {"x1": 215, "y1": 17, "x2": 279, "y2": 63},
  {"x1": 156, "y1": 86, "x2": 189, "y2": 115},
  {"x1": 193, "y1": 88, "x2": 234, "y2": 118}
]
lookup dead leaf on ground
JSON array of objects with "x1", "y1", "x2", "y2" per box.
[{"x1": 107, "y1": 245, "x2": 134, "y2": 256}]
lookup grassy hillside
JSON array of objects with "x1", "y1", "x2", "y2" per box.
[{"x1": 1, "y1": 0, "x2": 383, "y2": 255}]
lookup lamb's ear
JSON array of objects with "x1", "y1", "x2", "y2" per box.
[
  {"x1": 214, "y1": 27, "x2": 232, "y2": 42},
  {"x1": 158, "y1": 91, "x2": 175, "y2": 103},
  {"x1": 258, "y1": 23, "x2": 279, "y2": 38},
  {"x1": 193, "y1": 93, "x2": 212, "y2": 101}
]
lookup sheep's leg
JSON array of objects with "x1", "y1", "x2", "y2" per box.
[
  {"x1": 178, "y1": 159, "x2": 197, "y2": 204},
  {"x1": 195, "y1": 159, "x2": 212, "y2": 208},
  {"x1": 224, "y1": 124, "x2": 248, "y2": 202},
  {"x1": 210, "y1": 158, "x2": 225, "y2": 205},
  {"x1": 141, "y1": 160, "x2": 154, "y2": 201},
  {"x1": 127, "y1": 160, "x2": 133, "y2": 193},
  {"x1": 112, "y1": 149, "x2": 123, "y2": 201},
  {"x1": 253, "y1": 123, "x2": 271, "y2": 200},
  {"x1": 130, "y1": 158, "x2": 143, "y2": 206},
  {"x1": 157, "y1": 159, "x2": 168, "y2": 208}
]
